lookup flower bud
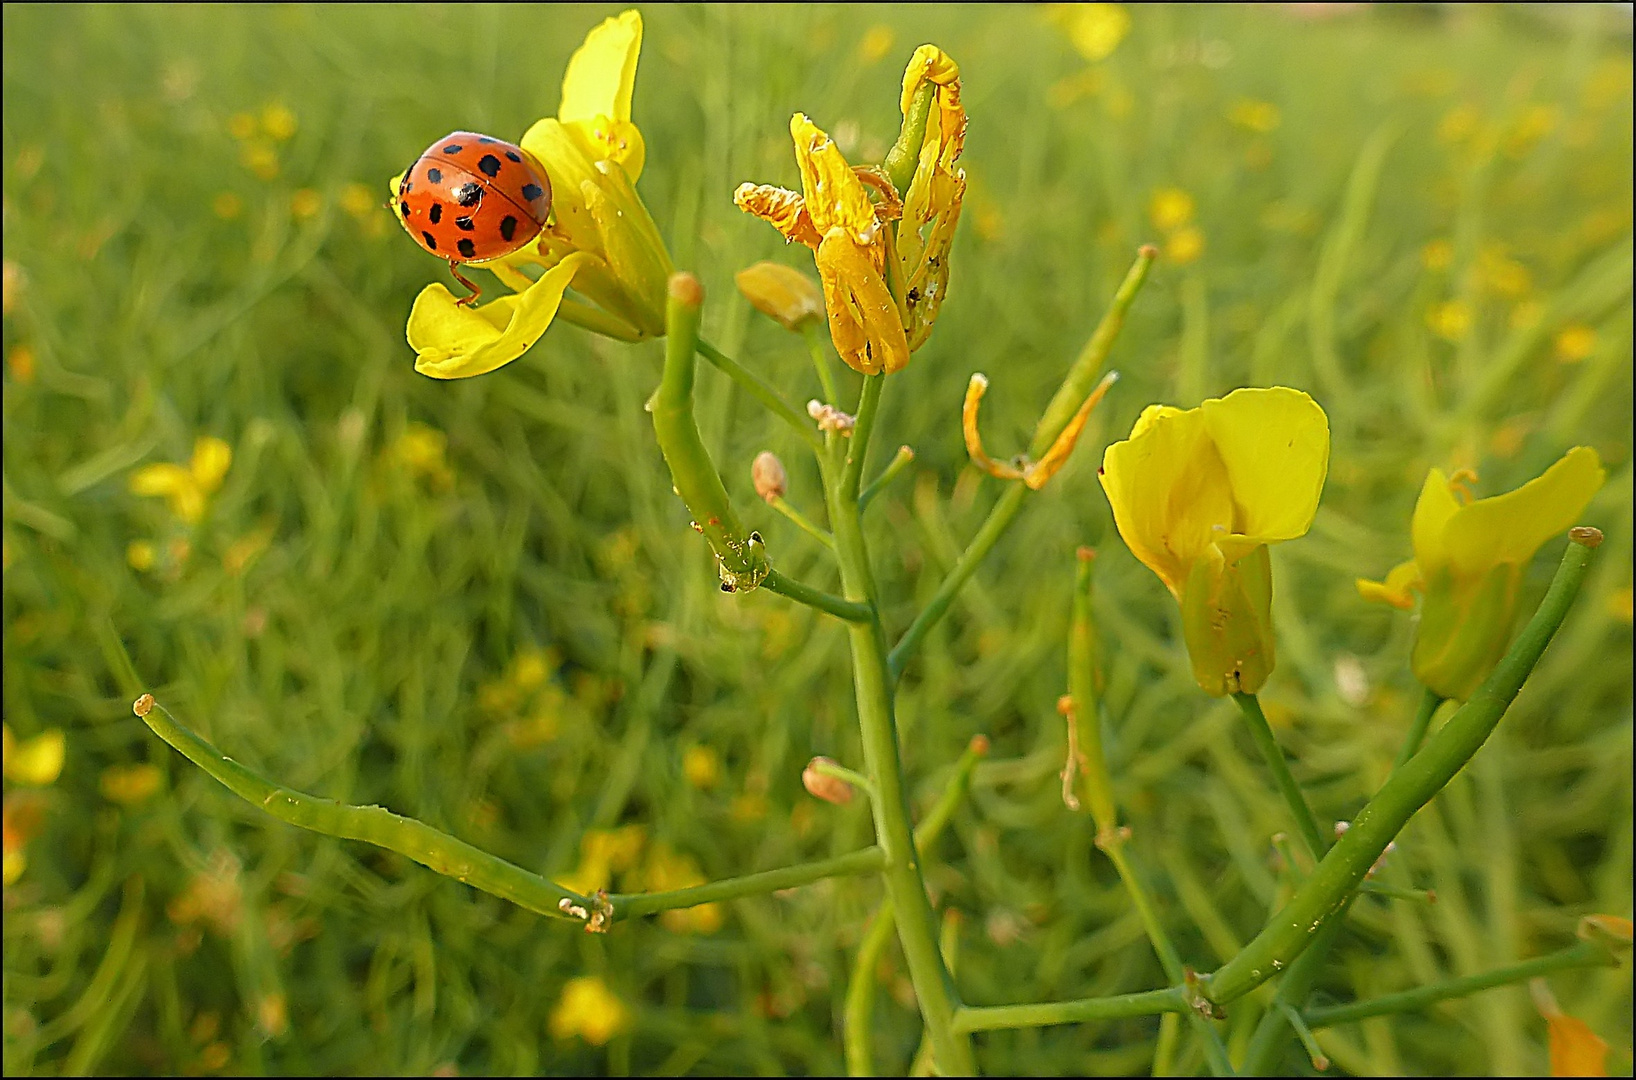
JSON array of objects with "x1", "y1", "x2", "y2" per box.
[
  {"x1": 735, "y1": 262, "x2": 823, "y2": 331},
  {"x1": 751, "y1": 451, "x2": 787, "y2": 503},
  {"x1": 801, "y1": 757, "x2": 854, "y2": 805}
]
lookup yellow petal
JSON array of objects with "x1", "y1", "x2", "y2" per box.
[
  {"x1": 1547, "y1": 1012, "x2": 1609, "y2": 1076},
  {"x1": 129, "y1": 462, "x2": 193, "y2": 498},
  {"x1": 815, "y1": 229, "x2": 909, "y2": 375},
  {"x1": 1442, "y1": 446, "x2": 1604, "y2": 574},
  {"x1": 1099, "y1": 404, "x2": 1235, "y2": 594},
  {"x1": 564, "y1": 115, "x2": 645, "y2": 182},
  {"x1": 734, "y1": 261, "x2": 823, "y2": 330},
  {"x1": 409, "y1": 252, "x2": 595, "y2": 380},
  {"x1": 899, "y1": 44, "x2": 962, "y2": 116},
  {"x1": 1198, "y1": 387, "x2": 1330, "y2": 550},
  {"x1": 521, "y1": 119, "x2": 604, "y2": 252},
  {"x1": 1411, "y1": 467, "x2": 1461, "y2": 571},
  {"x1": 733, "y1": 183, "x2": 822, "y2": 249},
  {"x1": 1357, "y1": 559, "x2": 1421, "y2": 610},
  {"x1": 558, "y1": 10, "x2": 642, "y2": 127},
  {"x1": 4, "y1": 728, "x2": 65, "y2": 786},
  {"x1": 189, "y1": 437, "x2": 232, "y2": 493},
  {"x1": 791, "y1": 114, "x2": 878, "y2": 240}
]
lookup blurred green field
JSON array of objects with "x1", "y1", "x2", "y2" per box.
[{"x1": 3, "y1": 3, "x2": 1632, "y2": 1075}]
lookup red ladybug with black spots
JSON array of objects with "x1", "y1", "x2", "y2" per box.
[{"x1": 392, "y1": 131, "x2": 552, "y2": 306}]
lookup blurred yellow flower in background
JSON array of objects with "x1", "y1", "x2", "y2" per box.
[
  {"x1": 857, "y1": 25, "x2": 895, "y2": 64},
  {"x1": 1358, "y1": 447, "x2": 1604, "y2": 700},
  {"x1": 1421, "y1": 238, "x2": 1454, "y2": 270},
  {"x1": 1046, "y1": 4, "x2": 1131, "y2": 62},
  {"x1": 1554, "y1": 324, "x2": 1597, "y2": 364},
  {"x1": 1165, "y1": 225, "x2": 1205, "y2": 266},
  {"x1": 1426, "y1": 299, "x2": 1471, "y2": 342},
  {"x1": 550, "y1": 976, "x2": 629, "y2": 1045},
  {"x1": 1101, "y1": 388, "x2": 1329, "y2": 696},
  {"x1": 4, "y1": 724, "x2": 65, "y2": 786},
  {"x1": 1228, "y1": 98, "x2": 1281, "y2": 133},
  {"x1": 101, "y1": 763, "x2": 163, "y2": 805},
  {"x1": 130, "y1": 436, "x2": 232, "y2": 524},
  {"x1": 260, "y1": 103, "x2": 298, "y2": 141},
  {"x1": 1149, "y1": 187, "x2": 1195, "y2": 232},
  {"x1": 560, "y1": 824, "x2": 647, "y2": 895},
  {"x1": 640, "y1": 843, "x2": 724, "y2": 933},
  {"x1": 290, "y1": 188, "x2": 322, "y2": 220},
  {"x1": 1531, "y1": 978, "x2": 1609, "y2": 1077},
  {"x1": 682, "y1": 744, "x2": 722, "y2": 790}
]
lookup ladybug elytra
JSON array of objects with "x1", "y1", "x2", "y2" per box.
[{"x1": 392, "y1": 131, "x2": 553, "y2": 306}]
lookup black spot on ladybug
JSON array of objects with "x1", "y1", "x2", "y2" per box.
[
  {"x1": 455, "y1": 216, "x2": 475, "y2": 231},
  {"x1": 478, "y1": 154, "x2": 501, "y2": 178},
  {"x1": 505, "y1": 150, "x2": 521, "y2": 163},
  {"x1": 428, "y1": 203, "x2": 442, "y2": 224},
  {"x1": 521, "y1": 183, "x2": 544, "y2": 202},
  {"x1": 454, "y1": 183, "x2": 482, "y2": 206},
  {"x1": 457, "y1": 238, "x2": 477, "y2": 259},
  {"x1": 441, "y1": 143, "x2": 463, "y2": 154},
  {"x1": 422, "y1": 231, "x2": 438, "y2": 251},
  {"x1": 399, "y1": 202, "x2": 411, "y2": 219},
  {"x1": 499, "y1": 216, "x2": 518, "y2": 242},
  {"x1": 427, "y1": 167, "x2": 443, "y2": 184}
]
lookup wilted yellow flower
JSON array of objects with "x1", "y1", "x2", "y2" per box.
[
  {"x1": 1101, "y1": 388, "x2": 1329, "y2": 696},
  {"x1": 1421, "y1": 238, "x2": 1454, "y2": 270},
  {"x1": 1165, "y1": 225, "x2": 1205, "y2": 266},
  {"x1": 1047, "y1": 4, "x2": 1131, "y2": 62},
  {"x1": 260, "y1": 103, "x2": 298, "y2": 141},
  {"x1": 130, "y1": 436, "x2": 232, "y2": 524},
  {"x1": 100, "y1": 763, "x2": 163, "y2": 805},
  {"x1": 1426, "y1": 300, "x2": 1471, "y2": 342},
  {"x1": 735, "y1": 262, "x2": 823, "y2": 331},
  {"x1": 290, "y1": 189, "x2": 322, "y2": 220},
  {"x1": 405, "y1": 11, "x2": 672, "y2": 381},
  {"x1": 1554, "y1": 324, "x2": 1597, "y2": 364},
  {"x1": 1149, "y1": 187, "x2": 1194, "y2": 232},
  {"x1": 736, "y1": 45, "x2": 966, "y2": 374},
  {"x1": 1357, "y1": 448, "x2": 1604, "y2": 700},
  {"x1": 682, "y1": 744, "x2": 722, "y2": 789},
  {"x1": 3, "y1": 725, "x2": 66, "y2": 786},
  {"x1": 1228, "y1": 98, "x2": 1281, "y2": 133},
  {"x1": 549, "y1": 975, "x2": 629, "y2": 1045}
]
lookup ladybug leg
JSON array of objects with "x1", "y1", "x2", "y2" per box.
[{"x1": 449, "y1": 261, "x2": 482, "y2": 307}]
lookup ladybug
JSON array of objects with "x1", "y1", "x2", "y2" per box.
[{"x1": 392, "y1": 131, "x2": 553, "y2": 306}]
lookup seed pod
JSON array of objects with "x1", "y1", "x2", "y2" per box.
[
  {"x1": 802, "y1": 757, "x2": 854, "y2": 805},
  {"x1": 752, "y1": 452, "x2": 787, "y2": 503}
]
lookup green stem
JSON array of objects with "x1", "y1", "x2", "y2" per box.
[
  {"x1": 1233, "y1": 693, "x2": 1326, "y2": 861},
  {"x1": 138, "y1": 700, "x2": 587, "y2": 919},
  {"x1": 1204, "y1": 534, "x2": 1599, "y2": 1006},
  {"x1": 609, "y1": 846, "x2": 884, "y2": 920},
  {"x1": 1305, "y1": 941, "x2": 1615, "y2": 1029},
  {"x1": 1394, "y1": 688, "x2": 1445, "y2": 769},
  {"x1": 555, "y1": 297, "x2": 645, "y2": 342},
  {"x1": 826, "y1": 382, "x2": 974, "y2": 1074},
  {"x1": 769, "y1": 495, "x2": 836, "y2": 550},
  {"x1": 1278, "y1": 1003, "x2": 1330, "y2": 1071},
  {"x1": 860, "y1": 445, "x2": 915, "y2": 510},
  {"x1": 953, "y1": 986, "x2": 1188, "y2": 1033},
  {"x1": 760, "y1": 569, "x2": 871, "y2": 622},
  {"x1": 697, "y1": 338, "x2": 822, "y2": 449},
  {"x1": 802, "y1": 322, "x2": 839, "y2": 405},
  {"x1": 843, "y1": 737, "x2": 986, "y2": 1077}
]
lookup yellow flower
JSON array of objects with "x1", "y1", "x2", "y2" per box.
[
  {"x1": 549, "y1": 975, "x2": 629, "y2": 1045},
  {"x1": 1228, "y1": 98, "x2": 1281, "y2": 133},
  {"x1": 260, "y1": 103, "x2": 297, "y2": 142},
  {"x1": 3, "y1": 724, "x2": 66, "y2": 786},
  {"x1": 1554, "y1": 324, "x2": 1597, "y2": 363},
  {"x1": 1426, "y1": 299, "x2": 1471, "y2": 342},
  {"x1": 1100, "y1": 388, "x2": 1330, "y2": 696},
  {"x1": 682, "y1": 744, "x2": 722, "y2": 790},
  {"x1": 100, "y1": 763, "x2": 163, "y2": 805},
  {"x1": 1357, "y1": 448, "x2": 1604, "y2": 701},
  {"x1": 1421, "y1": 238, "x2": 1454, "y2": 270},
  {"x1": 1149, "y1": 187, "x2": 1194, "y2": 232},
  {"x1": 640, "y1": 843, "x2": 723, "y2": 934},
  {"x1": 290, "y1": 188, "x2": 322, "y2": 220},
  {"x1": 1532, "y1": 979, "x2": 1609, "y2": 1077},
  {"x1": 735, "y1": 46, "x2": 966, "y2": 374},
  {"x1": 404, "y1": 11, "x2": 672, "y2": 381},
  {"x1": 1046, "y1": 4, "x2": 1131, "y2": 62},
  {"x1": 129, "y1": 436, "x2": 232, "y2": 524},
  {"x1": 1165, "y1": 225, "x2": 1205, "y2": 265},
  {"x1": 734, "y1": 262, "x2": 823, "y2": 331}
]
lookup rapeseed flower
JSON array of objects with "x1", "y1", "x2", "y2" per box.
[
  {"x1": 1100, "y1": 388, "x2": 1329, "y2": 696},
  {"x1": 404, "y1": 11, "x2": 671, "y2": 380},
  {"x1": 129, "y1": 437, "x2": 232, "y2": 524},
  {"x1": 1357, "y1": 447, "x2": 1603, "y2": 701},
  {"x1": 550, "y1": 975, "x2": 629, "y2": 1045}
]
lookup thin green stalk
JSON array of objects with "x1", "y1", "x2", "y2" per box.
[
  {"x1": 1394, "y1": 689, "x2": 1445, "y2": 769},
  {"x1": 609, "y1": 846, "x2": 884, "y2": 920},
  {"x1": 953, "y1": 986, "x2": 1188, "y2": 1033},
  {"x1": 697, "y1": 338, "x2": 822, "y2": 449},
  {"x1": 889, "y1": 247, "x2": 1155, "y2": 682},
  {"x1": 137, "y1": 698, "x2": 588, "y2": 919},
  {"x1": 769, "y1": 495, "x2": 836, "y2": 550},
  {"x1": 1304, "y1": 941, "x2": 1615, "y2": 1029},
  {"x1": 1277, "y1": 1002, "x2": 1330, "y2": 1071},
  {"x1": 555, "y1": 297, "x2": 645, "y2": 342},
  {"x1": 827, "y1": 381, "x2": 974, "y2": 1074},
  {"x1": 802, "y1": 322, "x2": 839, "y2": 405},
  {"x1": 1204, "y1": 533, "x2": 1599, "y2": 1006},
  {"x1": 761, "y1": 568, "x2": 870, "y2": 622},
  {"x1": 860, "y1": 445, "x2": 915, "y2": 510},
  {"x1": 1233, "y1": 693, "x2": 1326, "y2": 862}
]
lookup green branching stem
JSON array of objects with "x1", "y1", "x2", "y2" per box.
[
  {"x1": 138, "y1": 700, "x2": 588, "y2": 919},
  {"x1": 860, "y1": 445, "x2": 915, "y2": 510},
  {"x1": 888, "y1": 247, "x2": 1156, "y2": 682},
  {"x1": 953, "y1": 986, "x2": 1188, "y2": 1033},
  {"x1": 1395, "y1": 688, "x2": 1445, "y2": 769},
  {"x1": 1233, "y1": 692, "x2": 1327, "y2": 861},
  {"x1": 802, "y1": 321, "x2": 840, "y2": 405},
  {"x1": 1303, "y1": 940, "x2": 1618, "y2": 1029},
  {"x1": 768, "y1": 495, "x2": 836, "y2": 550},
  {"x1": 696, "y1": 338, "x2": 822, "y2": 449},
  {"x1": 762, "y1": 570, "x2": 871, "y2": 622},
  {"x1": 1204, "y1": 533, "x2": 1600, "y2": 1007},
  {"x1": 609, "y1": 846, "x2": 884, "y2": 920},
  {"x1": 844, "y1": 737, "x2": 987, "y2": 1076}
]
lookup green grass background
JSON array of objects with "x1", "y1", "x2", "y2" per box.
[{"x1": 3, "y1": 3, "x2": 1632, "y2": 1075}]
